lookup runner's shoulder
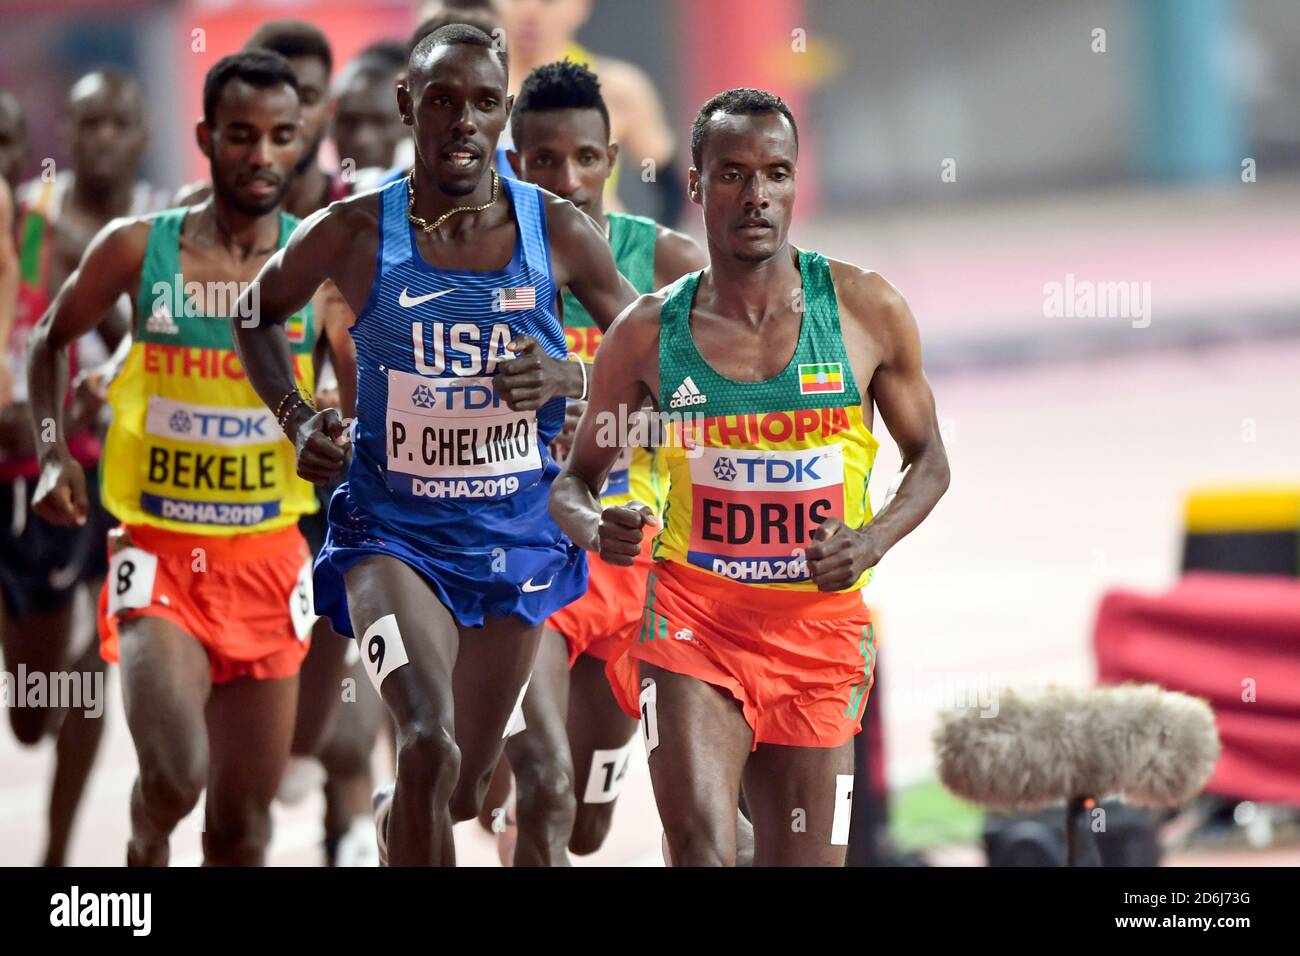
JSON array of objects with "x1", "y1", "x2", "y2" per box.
[
  {"x1": 86, "y1": 213, "x2": 158, "y2": 266},
  {"x1": 652, "y1": 223, "x2": 707, "y2": 279},
  {"x1": 172, "y1": 180, "x2": 211, "y2": 207},
  {"x1": 293, "y1": 187, "x2": 385, "y2": 250},
  {"x1": 607, "y1": 289, "x2": 669, "y2": 354},
  {"x1": 824, "y1": 258, "x2": 919, "y2": 365},
  {"x1": 538, "y1": 187, "x2": 596, "y2": 238},
  {"x1": 826, "y1": 259, "x2": 910, "y2": 326}
]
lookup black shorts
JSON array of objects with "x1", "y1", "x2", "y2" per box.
[{"x1": 0, "y1": 463, "x2": 113, "y2": 618}]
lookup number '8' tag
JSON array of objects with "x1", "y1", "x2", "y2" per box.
[
  {"x1": 289, "y1": 561, "x2": 315, "y2": 642},
  {"x1": 107, "y1": 548, "x2": 158, "y2": 616}
]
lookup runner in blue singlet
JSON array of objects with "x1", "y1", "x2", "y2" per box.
[{"x1": 231, "y1": 24, "x2": 637, "y2": 866}]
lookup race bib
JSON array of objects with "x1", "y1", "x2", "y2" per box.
[
  {"x1": 582, "y1": 738, "x2": 637, "y2": 804},
  {"x1": 289, "y1": 560, "x2": 315, "y2": 641},
  {"x1": 502, "y1": 674, "x2": 532, "y2": 739},
  {"x1": 640, "y1": 680, "x2": 659, "y2": 756},
  {"x1": 360, "y1": 614, "x2": 410, "y2": 693},
  {"x1": 139, "y1": 397, "x2": 286, "y2": 527},
  {"x1": 107, "y1": 547, "x2": 159, "y2": 615},
  {"x1": 831, "y1": 773, "x2": 854, "y2": 846},
  {"x1": 687, "y1": 444, "x2": 844, "y2": 583},
  {"x1": 385, "y1": 369, "x2": 540, "y2": 501}
]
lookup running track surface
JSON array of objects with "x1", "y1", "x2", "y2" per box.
[{"x1": 3, "y1": 337, "x2": 1297, "y2": 866}]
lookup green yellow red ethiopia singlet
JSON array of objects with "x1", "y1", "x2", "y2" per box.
[
  {"x1": 653, "y1": 248, "x2": 879, "y2": 592},
  {"x1": 102, "y1": 207, "x2": 317, "y2": 535}
]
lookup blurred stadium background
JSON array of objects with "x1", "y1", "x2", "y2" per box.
[{"x1": 1, "y1": 0, "x2": 1298, "y2": 866}]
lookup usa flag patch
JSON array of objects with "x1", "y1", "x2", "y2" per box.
[{"x1": 495, "y1": 286, "x2": 536, "y2": 312}]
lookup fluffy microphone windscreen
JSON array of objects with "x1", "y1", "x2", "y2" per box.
[{"x1": 933, "y1": 684, "x2": 1219, "y2": 812}]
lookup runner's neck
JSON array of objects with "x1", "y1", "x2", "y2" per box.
[{"x1": 700, "y1": 243, "x2": 801, "y2": 328}]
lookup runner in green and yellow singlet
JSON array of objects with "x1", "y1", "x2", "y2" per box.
[
  {"x1": 27, "y1": 51, "x2": 353, "y2": 867},
  {"x1": 499, "y1": 61, "x2": 705, "y2": 866},
  {"x1": 551, "y1": 89, "x2": 951, "y2": 867}
]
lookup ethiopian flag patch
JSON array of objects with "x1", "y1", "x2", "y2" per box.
[
  {"x1": 799, "y1": 362, "x2": 844, "y2": 394},
  {"x1": 285, "y1": 313, "x2": 307, "y2": 344}
]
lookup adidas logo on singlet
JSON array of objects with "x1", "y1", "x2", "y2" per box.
[
  {"x1": 668, "y1": 375, "x2": 708, "y2": 409},
  {"x1": 145, "y1": 303, "x2": 179, "y2": 336}
]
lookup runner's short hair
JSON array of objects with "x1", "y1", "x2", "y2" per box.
[
  {"x1": 690, "y1": 88, "x2": 799, "y2": 168},
  {"x1": 203, "y1": 50, "x2": 300, "y2": 126},
  {"x1": 511, "y1": 60, "x2": 609, "y2": 147},
  {"x1": 245, "y1": 19, "x2": 333, "y2": 76}
]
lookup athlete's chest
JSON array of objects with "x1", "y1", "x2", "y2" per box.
[
  {"x1": 690, "y1": 309, "x2": 803, "y2": 382},
  {"x1": 176, "y1": 240, "x2": 277, "y2": 295},
  {"x1": 411, "y1": 217, "x2": 517, "y2": 272}
]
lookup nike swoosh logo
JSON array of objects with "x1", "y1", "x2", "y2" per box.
[
  {"x1": 398, "y1": 287, "x2": 455, "y2": 308},
  {"x1": 520, "y1": 577, "x2": 553, "y2": 593}
]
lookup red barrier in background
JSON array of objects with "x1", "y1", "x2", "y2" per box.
[
  {"x1": 674, "y1": 0, "x2": 817, "y2": 217},
  {"x1": 1095, "y1": 573, "x2": 1300, "y2": 806}
]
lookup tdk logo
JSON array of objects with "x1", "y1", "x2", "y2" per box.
[
  {"x1": 713, "y1": 457, "x2": 736, "y2": 481},
  {"x1": 733, "y1": 456, "x2": 822, "y2": 483},
  {"x1": 411, "y1": 382, "x2": 503, "y2": 412},
  {"x1": 172, "y1": 411, "x2": 270, "y2": 440}
]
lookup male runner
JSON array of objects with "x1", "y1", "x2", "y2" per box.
[
  {"x1": 551, "y1": 89, "x2": 951, "y2": 866},
  {"x1": 28, "y1": 50, "x2": 346, "y2": 866},
  {"x1": 502, "y1": 59, "x2": 704, "y2": 865},
  {"x1": 1, "y1": 74, "x2": 165, "y2": 866},
  {"x1": 333, "y1": 43, "x2": 408, "y2": 178},
  {"x1": 232, "y1": 24, "x2": 636, "y2": 867},
  {"x1": 498, "y1": 0, "x2": 680, "y2": 219},
  {"x1": 177, "y1": 21, "x2": 341, "y2": 218}
]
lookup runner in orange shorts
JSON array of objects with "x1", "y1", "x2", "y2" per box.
[
  {"x1": 552, "y1": 89, "x2": 951, "y2": 866},
  {"x1": 28, "y1": 51, "x2": 351, "y2": 866},
  {"x1": 500, "y1": 61, "x2": 704, "y2": 866}
]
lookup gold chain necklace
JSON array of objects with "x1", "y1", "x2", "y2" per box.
[{"x1": 406, "y1": 169, "x2": 499, "y2": 233}]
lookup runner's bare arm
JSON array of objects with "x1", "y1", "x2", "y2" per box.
[
  {"x1": 806, "y1": 268, "x2": 950, "y2": 590},
  {"x1": 652, "y1": 225, "x2": 707, "y2": 289},
  {"x1": 317, "y1": 282, "x2": 358, "y2": 420},
  {"x1": 233, "y1": 205, "x2": 360, "y2": 483},
  {"x1": 549, "y1": 294, "x2": 660, "y2": 564},
  {"x1": 26, "y1": 217, "x2": 150, "y2": 525}
]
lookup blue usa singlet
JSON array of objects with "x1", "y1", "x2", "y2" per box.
[{"x1": 314, "y1": 174, "x2": 586, "y2": 635}]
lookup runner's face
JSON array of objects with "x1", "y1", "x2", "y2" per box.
[
  {"x1": 205, "y1": 80, "x2": 303, "y2": 216},
  {"x1": 513, "y1": 108, "x2": 612, "y2": 215},
  {"x1": 67, "y1": 79, "x2": 147, "y2": 189},
  {"x1": 694, "y1": 112, "x2": 797, "y2": 263},
  {"x1": 403, "y1": 45, "x2": 508, "y2": 197},
  {"x1": 287, "y1": 55, "x2": 330, "y2": 173},
  {"x1": 334, "y1": 72, "x2": 404, "y2": 172},
  {"x1": 501, "y1": 0, "x2": 590, "y2": 59},
  {"x1": 0, "y1": 99, "x2": 26, "y2": 189}
]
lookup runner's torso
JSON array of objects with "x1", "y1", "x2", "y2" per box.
[
  {"x1": 101, "y1": 207, "x2": 317, "y2": 534},
  {"x1": 346, "y1": 175, "x2": 567, "y2": 551},
  {"x1": 562, "y1": 211, "x2": 666, "y2": 514},
  {"x1": 654, "y1": 248, "x2": 879, "y2": 592}
]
